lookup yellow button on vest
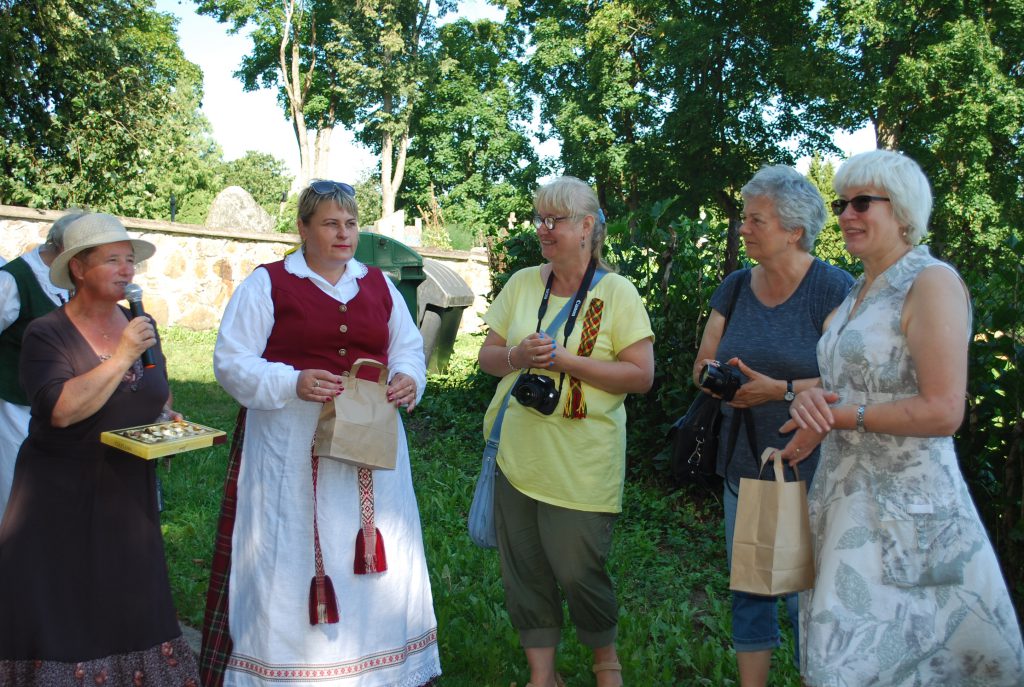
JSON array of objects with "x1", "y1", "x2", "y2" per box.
[
  {"x1": 339, "y1": 304, "x2": 347, "y2": 313},
  {"x1": 339, "y1": 324, "x2": 348, "y2": 333},
  {"x1": 338, "y1": 348, "x2": 347, "y2": 357}
]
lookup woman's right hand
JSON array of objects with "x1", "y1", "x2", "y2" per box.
[
  {"x1": 296, "y1": 369, "x2": 344, "y2": 403},
  {"x1": 694, "y1": 358, "x2": 719, "y2": 396}
]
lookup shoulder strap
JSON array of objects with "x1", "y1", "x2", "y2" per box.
[
  {"x1": 484, "y1": 269, "x2": 608, "y2": 453},
  {"x1": 720, "y1": 268, "x2": 748, "y2": 336},
  {"x1": 723, "y1": 407, "x2": 759, "y2": 495}
]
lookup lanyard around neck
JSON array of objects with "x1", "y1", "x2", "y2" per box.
[{"x1": 535, "y1": 259, "x2": 598, "y2": 348}]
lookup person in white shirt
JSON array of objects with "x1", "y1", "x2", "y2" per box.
[
  {"x1": 0, "y1": 211, "x2": 83, "y2": 518},
  {"x1": 200, "y1": 180, "x2": 441, "y2": 687}
]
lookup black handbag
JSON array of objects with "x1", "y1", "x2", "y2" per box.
[
  {"x1": 668, "y1": 269, "x2": 748, "y2": 487},
  {"x1": 668, "y1": 393, "x2": 723, "y2": 484}
]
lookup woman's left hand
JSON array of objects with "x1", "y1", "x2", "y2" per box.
[
  {"x1": 776, "y1": 419, "x2": 827, "y2": 466},
  {"x1": 387, "y1": 372, "x2": 418, "y2": 412},
  {"x1": 725, "y1": 357, "x2": 778, "y2": 408}
]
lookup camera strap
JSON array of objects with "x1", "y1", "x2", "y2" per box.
[
  {"x1": 533, "y1": 258, "x2": 599, "y2": 355},
  {"x1": 528, "y1": 259, "x2": 601, "y2": 398},
  {"x1": 486, "y1": 263, "x2": 607, "y2": 452}
]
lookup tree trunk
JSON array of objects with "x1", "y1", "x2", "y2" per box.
[
  {"x1": 279, "y1": 0, "x2": 318, "y2": 190},
  {"x1": 716, "y1": 190, "x2": 742, "y2": 276},
  {"x1": 313, "y1": 127, "x2": 332, "y2": 180},
  {"x1": 381, "y1": 127, "x2": 395, "y2": 217}
]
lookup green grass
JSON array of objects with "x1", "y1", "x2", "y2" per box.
[{"x1": 158, "y1": 327, "x2": 801, "y2": 686}]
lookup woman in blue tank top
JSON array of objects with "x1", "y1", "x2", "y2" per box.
[{"x1": 693, "y1": 165, "x2": 853, "y2": 686}]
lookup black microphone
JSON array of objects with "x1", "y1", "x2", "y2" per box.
[{"x1": 124, "y1": 283, "x2": 156, "y2": 369}]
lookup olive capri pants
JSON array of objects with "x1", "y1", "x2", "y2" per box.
[{"x1": 494, "y1": 468, "x2": 618, "y2": 649}]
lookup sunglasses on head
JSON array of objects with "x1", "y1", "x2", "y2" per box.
[
  {"x1": 309, "y1": 180, "x2": 356, "y2": 197},
  {"x1": 831, "y1": 195, "x2": 890, "y2": 216}
]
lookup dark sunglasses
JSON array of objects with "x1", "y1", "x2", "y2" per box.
[
  {"x1": 309, "y1": 180, "x2": 356, "y2": 196},
  {"x1": 831, "y1": 195, "x2": 890, "y2": 216}
]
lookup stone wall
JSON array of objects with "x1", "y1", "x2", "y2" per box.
[{"x1": 0, "y1": 205, "x2": 491, "y2": 335}]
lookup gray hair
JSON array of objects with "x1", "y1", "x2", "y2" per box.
[
  {"x1": 741, "y1": 165, "x2": 827, "y2": 252},
  {"x1": 533, "y1": 176, "x2": 612, "y2": 270},
  {"x1": 45, "y1": 210, "x2": 86, "y2": 250},
  {"x1": 833, "y1": 149, "x2": 931, "y2": 245},
  {"x1": 297, "y1": 181, "x2": 359, "y2": 225}
]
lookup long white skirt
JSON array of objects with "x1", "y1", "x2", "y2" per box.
[{"x1": 225, "y1": 400, "x2": 441, "y2": 687}]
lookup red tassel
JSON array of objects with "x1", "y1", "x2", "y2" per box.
[
  {"x1": 308, "y1": 574, "x2": 340, "y2": 625},
  {"x1": 353, "y1": 527, "x2": 387, "y2": 574},
  {"x1": 562, "y1": 378, "x2": 587, "y2": 419}
]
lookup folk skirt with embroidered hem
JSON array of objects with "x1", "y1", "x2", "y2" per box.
[{"x1": 222, "y1": 401, "x2": 440, "y2": 687}]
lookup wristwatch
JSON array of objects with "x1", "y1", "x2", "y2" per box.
[{"x1": 784, "y1": 380, "x2": 795, "y2": 402}]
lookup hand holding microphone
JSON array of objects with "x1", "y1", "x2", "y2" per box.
[{"x1": 124, "y1": 283, "x2": 156, "y2": 369}]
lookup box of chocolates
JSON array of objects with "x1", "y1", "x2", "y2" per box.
[{"x1": 101, "y1": 420, "x2": 227, "y2": 459}]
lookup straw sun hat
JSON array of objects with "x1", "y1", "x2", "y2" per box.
[{"x1": 49, "y1": 213, "x2": 156, "y2": 290}]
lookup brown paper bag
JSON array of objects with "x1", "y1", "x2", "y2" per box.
[
  {"x1": 729, "y1": 447, "x2": 815, "y2": 595},
  {"x1": 314, "y1": 359, "x2": 397, "y2": 470}
]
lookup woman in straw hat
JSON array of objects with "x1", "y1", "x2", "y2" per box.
[{"x1": 0, "y1": 213, "x2": 200, "y2": 685}]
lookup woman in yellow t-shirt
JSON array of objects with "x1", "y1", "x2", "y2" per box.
[{"x1": 478, "y1": 176, "x2": 654, "y2": 687}]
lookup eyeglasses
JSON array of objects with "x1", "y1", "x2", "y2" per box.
[
  {"x1": 831, "y1": 195, "x2": 890, "y2": 216},
  {"x1": 310, "y1": 180, "x2": 356, "y2": 196},
  {"x1": 533, "y1": 215, "x2": 572, "y2": 231}
]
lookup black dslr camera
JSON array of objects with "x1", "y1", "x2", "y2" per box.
[
  {"x1": 511, "y1": 372, "x2": 560, "y2": 415},
  {"x1": 699, "y1": 362, "x2": 742, "y2": 401}
]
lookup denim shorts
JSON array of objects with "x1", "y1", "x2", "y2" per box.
[{"x1": 724, "y1": 482, "x2": 800, "y2": 659}]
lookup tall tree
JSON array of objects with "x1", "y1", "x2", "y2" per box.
[
  {"x1": 503, "y1": 0, "x2": 836, "y2": 274},
  {"x1": 195, "y1": 0, "x2": 343, "y2": 187},
  {"x1": 326, "y1": 0, "x2": 457, "y2": 216},
  {"x1": 0, "y1": 0, "x2": 217, "y2": 215},
  {"x1": 816, "y1": 0, "x2": 1024, "y2": 266},
  {"x1": 400, "y1": 18, "x2": 539, "y2": 240}
]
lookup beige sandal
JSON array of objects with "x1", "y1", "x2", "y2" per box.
[{"x1": 592, "y1": 661, "x2": 623, "y2": 684}]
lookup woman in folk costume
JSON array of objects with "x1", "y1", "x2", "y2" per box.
[
  {"x1": 779, "y1": 150, "x2": 1024, "y2": 685},
  {"x1": 201, "y1": 180, "x2": 440, "y2": 687},
  {"x1": 477, "y1": 176, "x2": 654, "y2": 687}
]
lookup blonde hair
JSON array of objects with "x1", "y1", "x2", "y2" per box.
[
  {"x1": 533, "y1": 176, "x2": 613, "y2": 270},
  {"x1": 297, "y1": 181, "x2": 359, "y2": 225},
  {"x1": 833, "y1": 150, "x2": 931, "y2": 245}
]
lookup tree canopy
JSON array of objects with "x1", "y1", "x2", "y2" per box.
[{"x1": 0, "y1": 0, "x2": 214, "y2": 215}]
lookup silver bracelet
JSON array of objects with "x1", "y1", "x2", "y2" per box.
[
  {"x1": 506, "y1": 345, "x2": 518, "y2": 371},
  {"x1": 856, "y1": 404, "x2": 867, "y2": 433}
]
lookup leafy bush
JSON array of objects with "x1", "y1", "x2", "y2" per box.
[{"x1": 954, "y1": 232, "x2": 1024, "y2": 612}]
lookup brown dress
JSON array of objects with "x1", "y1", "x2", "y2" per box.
[{"x1": 0, "y1": 307, "x2": 198, "y2": 686}]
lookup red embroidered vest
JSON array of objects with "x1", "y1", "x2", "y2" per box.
[{"x1": 260, "y1": 261, "x2": 392, "y2": 381}]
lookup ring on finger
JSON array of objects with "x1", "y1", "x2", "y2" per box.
[{"x1": 314, "y1": 379, "x2": 320, "y2": 388}]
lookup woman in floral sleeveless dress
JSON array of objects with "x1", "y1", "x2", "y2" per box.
[{"x1": 778, "y1": 150, "x2": 1023, "y2": 686}]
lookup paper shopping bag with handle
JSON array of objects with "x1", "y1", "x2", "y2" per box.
[
  {"x1": 315, "y1": 358, "x2": 397, "y2": 470},
  {"x1": 729, "y1": 447, "x2": 815, "y2": 595}
]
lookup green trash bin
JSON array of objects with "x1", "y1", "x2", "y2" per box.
[
  {"x1": 355, "y1": 232, "x2": 425, "y2": 320},
  {"x1": 417, "y1": 258, "x2": 474, "y2": 373}
]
